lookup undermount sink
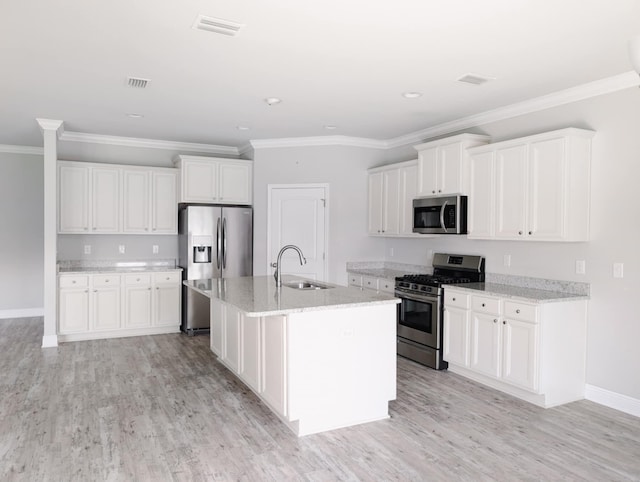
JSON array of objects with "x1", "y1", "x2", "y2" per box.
[{"x1": 283, "y1": 280, "x2": 332, "y2": 290}]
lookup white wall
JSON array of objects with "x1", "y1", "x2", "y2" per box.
[
  {"x1": 383, "y1": 87, "x2": 640, "y2": 400},
  {"x1": 0, "y1": 152, "x2": 44, "y2": 312},
  {"x1": 252, "y1": 145, "x2": 387, "y2": 285}
]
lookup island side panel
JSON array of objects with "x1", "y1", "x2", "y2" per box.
[{"x1": 286, "y1": 304, "x2": 397, "y2": 436}]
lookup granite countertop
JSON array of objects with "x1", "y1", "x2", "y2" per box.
[
  {"x1": 184, "y1": 275, "x2": 400, "y2": 317},
  {"x1": 443, "y1": 282, "x2": 589, "y2": 303},
  {"x1": 58, "y1": 259, "x2": 181, "y2": 275},
  {"x1": 346, "y1": 261, "x2": 431, "y2": 281}
]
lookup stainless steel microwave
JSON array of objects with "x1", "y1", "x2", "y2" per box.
[{"x1": 413, "y1": 195, "x2": 467, "y2": 234}]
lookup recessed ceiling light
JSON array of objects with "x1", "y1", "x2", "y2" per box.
[
  {"x1": 192, "y1": 15, "x2": 244, "y2": 36},
  {"x1": 456, "y1": 73, "x2": 495, "y2": 85},
  {"x1": 264, "y1": 97, "x2": 282, "y2": 106},
  {"x1": 323, "y1": 125, "x2": 338, "y2": 130},
  {"x1": 236, "y1": 125, "x2": 250, "y2": 130},
  {"x1": 126, "y1": 113, "x2": 144, "y2": 118},
  {"x1": 402, "y1": 92, "x2": 422, "y2": 98}
]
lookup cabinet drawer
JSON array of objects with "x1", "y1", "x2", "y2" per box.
[
  {"x1": 348, "y1": 274, "x2": 362, "y2": 287},
  {"x1": 92, "y1": 274, "x2": 121, "y2": 287},
  {"x1": 362, "y1": 276, "x2": 378, "y2": 291},
  {"x1": 503, "y1": 301, "x2": 537, "y2": 322},
  {"x1": 444, "y1": 290, "x2": 469, "y2": 309},
  {"x1": 153, "y1": 271, "x2": 181, "y2": 284},
  {"x1": 124, "y1": 274, "x2": 152, "y2": 285},
  {"x1": 378, "y1": 279, "x2": 395, "y2": 293},
  {"x1": 59, "y1": 275, "x2": 89, "y2": 288},
  {"x1": 471, "y1": 295, "x2": 500, "y2": 314}
]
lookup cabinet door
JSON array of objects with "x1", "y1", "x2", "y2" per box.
[
  {"x1": 92, "y1": 287, "x2": 121, "y2": 331},
  {"x1": 219, "y1": 162, "x2": 251, "y2": 205},
  {"x1": 470, "y1": 311, "x2": 501, "y2": 378},
  {"x1": 124, "y1": 284, "x2": 152, "y2": 327},
  {"x1": 443, "y1": 306, "x2": 470, "y2": 366},
  {"x1": 182, "y1": 160, "x2": 218, "y2": 202},
  {"x1": 240, "y1": 315, "x2": 261, "y2": 392},
  {"x1": 59, "y1": 288, "x2": 90, "y2": 333},
  {"x1": 154, "y1": 283, "x2": 181, "y2": 327},
  {"x1": 382, "y1": 169, "x2": 400, "y2": 235},
  {"x1": 528, "y1": 137, "x2": 565, "y2": 240},
  {"x1": 495, "y1": 145, "x2": 528, "y2": 239},
  {"x1": 58, "y1": 164, "x2": 90, "y2": 233},
  {"x1": 224, "y1": 306, "x2": 241, "y2": 374},
  {"x1": 468, "y1": 151, "x2": 495, "y2": 238},
  {"x1": 261, "y1": 316, "x2": 287, "y2": 417},
  {"x1": 417, "y1": 147, "x2": 438, "y2": 195},
  {"x1": 122, "y1": 170, "x2": 150, "y2": 233},
  {"x1": 439, "y1": 142, "x2": 463, "y2": 194},
  {"x1": 91, "y1": 167, "x2": 120, "y2": 233},
  {"x1": 210, "y1": 299, "x2": 225, "y2": 357},
  {"x1": 502, "y1": 319, "x2": 538, "y2": 391},
  {"x1": 399, "y1": 164, "x2": 418, "y2": 235},
  {"x1": 151, "y1": 171, "x2": 177, "y2": 234},
  {"x1": 367, "y1": 172, "x2": 384, "y2": 234}
]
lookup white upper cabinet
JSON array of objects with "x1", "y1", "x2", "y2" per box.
[
  {"x1": 58, "y1": 161, "x2": 177, "y2": 235},
  {"x1": 468, "y1": 128, "x2": 594, "y2": 241},
  {"x1": 367, "y1": 159, "x2": 418, "y2": 237},
  {"x1": 414, "y1": 134, "x2": 490, "y2": 196},
  {"x1": 122, "y1": 168, "x2": 177, "y2": 234},
  {"x1": 58, "y1": 162, "x2": 120, "y2": 233},
  {"x1": 174, "y1": 155, "x2": 252, "y2": 205}
]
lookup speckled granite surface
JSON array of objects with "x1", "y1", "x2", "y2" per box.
[
  {"x1": 485, "y1": 273, "x2": 589, "y2": 296},
  {"x1": 58, "y1": 259, "x2": 180, "y2": 274},
  {"x1": 444, "y1": 282, "x2": 589, "y2": 303},
  {"x1": 346, "y1": 261, "x2": 430, "y2": 281},
  {"x1": 184, "y1": 275, "x2": 399, "y2": 317}
]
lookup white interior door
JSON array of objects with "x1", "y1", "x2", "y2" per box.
[{"x1": 268, "y1": 185, "x2": 328, "y2": 281}]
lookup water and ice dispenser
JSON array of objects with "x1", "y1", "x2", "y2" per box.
[{"x1": 192, "y1": 235, "x2": 213, "y2": 263}]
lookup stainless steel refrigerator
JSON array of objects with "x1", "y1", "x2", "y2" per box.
[{"x1": 178, "y1": 205, "x2": 253, "y2": 334}]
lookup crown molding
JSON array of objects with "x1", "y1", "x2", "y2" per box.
[
  {"x1": 0, "y1": 144, "x2": 44, "y2": 155},
  {"x1": 36, "y1": 118, "x2": 64, "y2": 136},
  {"x1": 59, "y1": 131, "x2": 240, "y2": 156},
  {"x1": 385, "y1": 71, "x2": 640, "y2": 149},
  {"x1": 250, "y1": 135, "x2": 388, "y2": 150}
]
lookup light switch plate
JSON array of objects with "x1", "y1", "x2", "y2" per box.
[
  {"x1": 152, "y1": 245, "x2": 159, "y2": 254},
  {"x1": 613, "y1": 262, "x2": 624, "y2": 278},
  {"x1": 84, "y1": 245, "x2": 91, "y2": 255},
  {"x1": 503, "y1": 254, "x2": 511, "y2": 267},
  {"x1": 118, "y1": 245, "x2": 125, "y2": 254},
  {"x1": 575, "y1": 260, "x2": 586, "y2": 274}
]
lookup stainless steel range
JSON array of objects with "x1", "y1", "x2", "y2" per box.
[{"x1": 395, "y1": 253, "x2": 485, "y2": 369}]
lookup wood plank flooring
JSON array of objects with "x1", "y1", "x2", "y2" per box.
[{"x1": 1, "y1": 317, "x2": 639, "y2": 481}]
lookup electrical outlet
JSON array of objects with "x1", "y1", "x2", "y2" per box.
[
  {"x1": 84, "y1": 245, "x2": 91, "y2": 255},
  {"x1": 575, "y1": 260, "x2": 586, "y2": 275},
  {"x1": 389, "y1": 247, "x2": 394, "y2": 257},
  {"x1": 613, "y1": 262, "x2": 624, "y2": 278},
  {"x1": 152, "y1": 245, "x2": 159, "y2": 254},
  {"x1": 118, "y1": 245, "x2": 125, "y2": 254},
  {"x1": 503, "y1": 254, "x2": 511, "y2": 267}
]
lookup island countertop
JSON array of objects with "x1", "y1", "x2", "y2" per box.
[{"x1": 183, "y1": 275, "x2": 400, "y2": 317}]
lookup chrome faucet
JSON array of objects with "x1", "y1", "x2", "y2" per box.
[{"x1": 272, "y1": 245, "x2": 307, "y2": 287}]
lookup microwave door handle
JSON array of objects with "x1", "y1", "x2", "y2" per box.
[{"x1": 440, "y1": 201, "x2": 449, "y2": 233}]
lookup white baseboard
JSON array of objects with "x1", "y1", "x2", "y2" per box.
[
  {"x1": 41, "y1": 334, "x2": 58, "y2": 348},
  {"x1": 585, "y1": 384, "x2": 640, "y2": 418},
  {"x1": 0, "y1": 308, "x2": 44, "y2": 319}
]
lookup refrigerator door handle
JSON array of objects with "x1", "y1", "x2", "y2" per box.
[
  {"x1": 222, "y1": 217, "x2": 227, "y2": 269},
  {"x1": 216, "y1": 218, "x2": 221, "y2": 269}
]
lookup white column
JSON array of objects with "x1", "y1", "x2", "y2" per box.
[{"x1": 37, "y1": 119, "x2": 64, "y2": 348}]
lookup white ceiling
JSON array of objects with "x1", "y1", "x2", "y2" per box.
[{"x1": 2, "y1": 0, "x2": 640, "y2": 149}]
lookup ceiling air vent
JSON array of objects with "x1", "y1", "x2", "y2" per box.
[
  {"x1": 192, "y1": 15, "x2": 244, "y2": 36},
  {"x1": 456, "y1": 73, "x2": 494, "y2": 86},
  {"x1": 126, "y1": 77, "x2": 151, "y2": 89}
]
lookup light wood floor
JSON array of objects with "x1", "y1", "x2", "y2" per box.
[{"x1": 1, "y1": 318, "x2": 639, "y2": 481}]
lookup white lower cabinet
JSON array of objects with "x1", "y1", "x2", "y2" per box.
[
  {"x1": 240, "y1": 315, "x2": 261, "y2": 393},
  {"x1": 58, "y1": 270, "x2": 181, "y2": 341},
  {"x1": 261, "y1": 315, "x2": 287, "y2": 417},
  {"x1": 354, "y1": 274, "x2": 395, "y2": 294},
  {"x1": 444, "y1": 287, "x2": 586, "y2": 408}
]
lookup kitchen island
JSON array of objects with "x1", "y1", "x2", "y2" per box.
[{"x1": 184, "y1": 276, "x2": 399, "y2": 436}]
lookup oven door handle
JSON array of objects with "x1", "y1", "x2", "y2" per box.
[
  {"x1": 396, "y1": 291, "x2": 438, "y2": 304},
  {"x1": 440, "y1": 201, "x2": 449, "y2": 233}
]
